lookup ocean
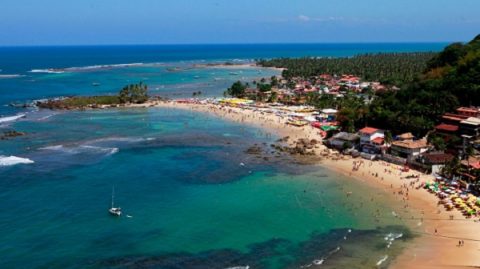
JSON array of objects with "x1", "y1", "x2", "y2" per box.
[{"x1": 0, "y1": 43, "x2": 445, "y2": 268}]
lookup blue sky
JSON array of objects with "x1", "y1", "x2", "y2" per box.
[{"x1": 1, "y1": 0, "x2": 479, "y2": 45}]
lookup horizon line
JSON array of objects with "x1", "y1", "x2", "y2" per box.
[{"x1": 0, "y1": 41, "x2": 458, "y2": 48}]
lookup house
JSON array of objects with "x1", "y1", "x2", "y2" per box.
[
  {"x1": 460, "y1": 156, "x2": 480, "y2": 186},
  {"x1": 390, "y1": 139, "x2": 429, "y2": 160},
  {"x1": 414, "y1": 152, "x2": 454, "y2": 175},
  {"x1": 459, "y1": 117, "x2": 480, "y2": 138},
  {"x1": 457, "y1": 107, "x2": 480, "y2": 118},
  {"x1": 441, "y1": 113, "x2": 469, "y2": 126},
  {"x1": 358, "y1": 127, "x2": 385, "y2": 154},
  {"x1": 328, "y1": 132, "x2": 360, "y2": 150},
  {"x1": 435, "y1": 123, "x2": 459, "y2": 136}
]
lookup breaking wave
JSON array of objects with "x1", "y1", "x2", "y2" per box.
[
  {"x1": 29, "y1": 63, "x2": 147, "y2": 74},
  {"x1": 0, "y1": 156, "x2": 34, "y2": 166},
  {"x1": 88, "y1": 136, "x2": 155, "y2": 144},
  {"x1": 30, "y1": 69, "x2": 65, "y2": 74},
  {"x1": 0, "y1": 114, "x2": 26, "y2": 124},
  {"x1": 376, "y1": 255, "x2": 388, "y2": 267},
  {"x1": 40, "y1": 145, "x2": 119, "y2": 156},
  {"x1": 0, "y1": 74, "x2": 25, "y2": 79}
]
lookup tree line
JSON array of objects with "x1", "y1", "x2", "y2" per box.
[{"x1": 258, "y1": 52, "x2": 437, "y2": 86}]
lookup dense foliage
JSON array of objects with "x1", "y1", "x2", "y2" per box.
[
  {"x1": 258, "y1": 52, "x2": 437, "y2": 86},
  {"x1": 226, "y1": 81, "x2": 247, "y2": 97},
  {"x1": 119, "y1": 82, "x2": 149, "y2": 104},
  {"x1": 364, "y1": 35, "x2": 480, "y2": 136},
  {"x1": 37, "y1": 82, "x2": 149, "y2": 109}
]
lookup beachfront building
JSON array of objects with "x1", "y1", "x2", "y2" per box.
[
  {"x1": 390, "y1": 139, "x2": 429, "y2": 161},
  {"x1": 459, "y1": 156, "x2": 480, "y2": 190},
  {"x1": 412, "y1": 152, "x2": 455, "y2": 175},
  {"x1": 358, "y1": 127, "x2": 385, "y2": 154},
  {"x1": 328, "y1": 132, "x2": 360, "y2": 150}
]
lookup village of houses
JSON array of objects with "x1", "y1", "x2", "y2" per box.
[{"x1": 177, "y1": 73, "x2": 480, "y2": 199}]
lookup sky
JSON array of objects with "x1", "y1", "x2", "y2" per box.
[{"x1": 0, "y1": 0, "x2": 479, "y2": 46}]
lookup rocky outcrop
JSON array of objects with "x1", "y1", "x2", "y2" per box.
[{"x1": 1, "y1": 130, "x2": 26, "y2": 140}]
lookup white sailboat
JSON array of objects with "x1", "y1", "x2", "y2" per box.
[{"x1": 109, "y1": 186, "x2": 122, "y2": 216}]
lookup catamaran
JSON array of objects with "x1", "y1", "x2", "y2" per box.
[{"x1": 109, "y1": 186, "x2": 122, "y2": 216}]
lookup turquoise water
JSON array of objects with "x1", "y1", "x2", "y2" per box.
[
  {"x1": 0, "y1": 43, "x2": 447, "y2": 115},
  {"x1": 0, "y1": 44, "x2": 441, "y2": 268},
  {"x1": 1, "y1": 108, "x2": 409, "y2": 268}
]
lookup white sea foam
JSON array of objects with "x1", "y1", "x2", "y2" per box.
[
  {"x1": 0, "y1": 114, "x2": 26, "y2": 123},
  {"x1": 30, "y1": 69, "x2": 65, "y2": 74},
  {"x1": 29, "y1": 63, "x2": 146, "y2": 74},
  {"x1": 64, "y1": 62, "x2": 144, "y2": 71},
  {"x1": 40, "y1": 145, "x2": 118, "y2": 156},
  {"x1": 376, "y1": 255, "x2": 388, "y2": 267},
  {"x1": 89, "y1": 136, "x2": 155, "y2": 144},
  {"x1": 0, "y1": 156, "x2": 34, "y2": 166},
  {"x1": 384, "y1": 233, "x2": 403, "y2": 248},
  {"x1": 224, "y1": 266, "x2": 249, "y2": 269},
  {"x1": 304, "y1": 246, "x2": 340, "y2": 268},
  {"x1": 0, "y1": 74, "x2": 25, "y2": 79},
  {"x1": 37, "y1": 114, "x2": 56, "y2": 121}
]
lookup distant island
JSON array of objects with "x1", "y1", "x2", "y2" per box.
[{"x1": 36, "y1": 82, "x2": 150, "y2": 109}]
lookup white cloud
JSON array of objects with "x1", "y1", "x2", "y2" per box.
[
  {"x1": 297, "y1": 15, "x2": 345, "y2": 23},
  {"x1": 298, "y1": 15, "x2": 311, "y2": 22}
]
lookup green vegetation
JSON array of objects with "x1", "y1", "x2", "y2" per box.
[
  {"x1": 37, "y1": 95, "x2": 121, "y2": 109},
  {"x1": 37, "y1": 82, "x2": 149, "y2": 109},
  {"x1": 298, "y1": 35, "x2": 480, "y2": 138},
  {"x1": 258, "y1": 52, "x2": 436, "y2": 86},
  {"x1": 364, "y1": 35, "x2": 480, "y2": 136},
  {"x1": 119, "y1": 82, "x2": 149, "y2": 104},
  {"x1": 226, "y1": 81, "x2": 247, "y2": 97}
]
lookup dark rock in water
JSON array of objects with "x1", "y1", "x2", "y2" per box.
[
  {"x1": 1, "y1": 130, "x2": 26, "y2": 140},
  {"x1": 276, "y1": 136, "x2": 290, "y2": 143},
  {"x1": 88, "y1": 226, "x2": 412, "y2": 269},
  {"x1": 245, "y1": 145, "x2": 263, "y2": 154}
]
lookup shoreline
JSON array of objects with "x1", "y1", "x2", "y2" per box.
[{"x1": 137, "y1": 100, "x2": 480, "y2": 268}]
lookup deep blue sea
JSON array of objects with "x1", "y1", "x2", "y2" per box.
[{"x1": 0, "y1": 43, "x2": 445, "y2": 268}]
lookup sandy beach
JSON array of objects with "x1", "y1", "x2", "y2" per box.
[{"x1": 131, "y1": 100, "x2": 480, "y2": 268}]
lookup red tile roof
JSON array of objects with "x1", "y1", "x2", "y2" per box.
[
  {"x1": 462, "y1": 157, "x2": 480, "y2": 170},
  {"x1": 435, "y1": 123, "x2": 459, "y2": 132},
  {"x1": 457, "y1": 107, "x2": 479, "y2": 113},
  {"x1": 392, "y1": 139, "x2": 428, "y2": 149},
  {"x1": 442, "y1": 113, "x2": 469, "y2": 122},
  {"x1": 359, "y1": 127, "x2": 379, "y2": 135},
  {"x1": 471, "y1": 162, "x2": 480, "y2": 170},
  {"x1": 372, "y1": 137, "x2": 384, "y2": 145},
  {"x1": 422, "y1": 153, "x2": 454, "y2": 164}
]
